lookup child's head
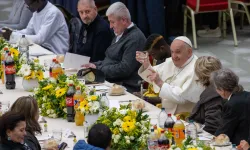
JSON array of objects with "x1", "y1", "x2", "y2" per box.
[{"x1": 88, "y1": 123, "x2": 112, "y2": 149}]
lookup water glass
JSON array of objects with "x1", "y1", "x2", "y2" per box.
[
  {"x1": 138, "y1": 51, "x2": 148, "y2": 59},
  {"x1": 52, "y1": 129, "x2": 62, "y2": 142}
]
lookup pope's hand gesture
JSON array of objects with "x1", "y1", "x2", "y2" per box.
[{"x1": 147, "y1": 68, "x2": 164, "y2": 88}]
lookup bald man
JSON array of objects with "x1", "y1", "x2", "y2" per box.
[
  {"x1": 136, "y1": 36, "x2": 204, "y2": 115},
  {"x1": 72, "y1": 0, "x2": 113, "y2": 62}
]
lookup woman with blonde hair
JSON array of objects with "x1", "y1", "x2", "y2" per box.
[
  {"x1": 189, "y1": 56, "x2": 224, "y2": 135},
  {"x1": 10, "y1": 96, "x2": 41, "y2": 150}
]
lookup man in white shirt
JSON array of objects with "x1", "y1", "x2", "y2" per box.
[
  {"x1": 136, "y1": 36, "x2": 204, "y2": 114},
  {"x1": 2, "y1": 0, "x2": 69, "y2": 54}
]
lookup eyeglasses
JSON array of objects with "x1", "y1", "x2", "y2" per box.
[{"x1": 82, "y1": 30, "x2": 87, "y2": 44}]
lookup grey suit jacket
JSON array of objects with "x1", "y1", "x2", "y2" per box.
[{"x1": 0, "y1": 0, "x2": 32, "y2": 30}]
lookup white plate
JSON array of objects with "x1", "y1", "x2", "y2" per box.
[{"x1": 212, "y1": 142, "x2": 231, "y2": 147}]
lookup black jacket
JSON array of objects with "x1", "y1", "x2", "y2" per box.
[
  {"x1": 25, "y1": 131, "x2": 41, "y2": 150},
  {"x1": 70, "y1": 15, "x2": 113, "y2": 62},
  {"x1": 0, "y1": 141, "x2": 31, "y2": 150},
  {"x1": 215, "y1": 91, "x2": 250, "y2": 145},
  {"x1": 189, "y1": 85, "x2": 224, "y2": 135},
  {"x1": 94, "y1": 25, "x2": 146, "y2": 92}
]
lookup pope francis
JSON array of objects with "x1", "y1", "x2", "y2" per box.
[{"x1": 136, "y1": 36, "x2": 204, "y2": 115}]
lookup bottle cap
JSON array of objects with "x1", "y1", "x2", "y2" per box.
[
  {"x1": 69, "y1": 84, "x2": 73, "y2": 86},
  {"x1": 3, "y1": 47, "x2": 8, "y2": 51},
  {"x1": 167, "y1": 113, "x2": 171, "y2": 117},
  {"x1": 177, "y1": 116, "x2": 181, "y2": 120},
  {"x1": 76, "y1": 86, "x2": 80, "y2": 90},
  {"x1": 44, "y1": 121, "x2": 47, "y2": 123},
  {"x1": 52, "y1": 58, "x2": 56, "y2": 62},
  {"x1": 232, "y1": 144, "x2": 236, "y2": 147},
  {"x1": 151, "y1": 128, "x2": 154, "y2": 132},
  {"x1": 189, "y1": 120, "x2": 194, "y2": 123},
  {"x1": 161, "y1": 107, "x2": 165, "y2": 110},
  {"x1": 153, "y1": 125, "x2": 157, "y2": 129},
  {"x1": 161, "y1": 130, "x2": 165, "y2": 133},
  {"x1": 22, "y1": 35, "x2": 25, "y2": 38}
]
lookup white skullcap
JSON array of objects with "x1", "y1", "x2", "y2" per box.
[{"x1": 174, "y1": 36, "x2": 192, "y2": 48}]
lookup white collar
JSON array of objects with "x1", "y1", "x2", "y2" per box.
[
  {"x1": 115, "y1": 22, "x2": 134, "y2": 42},
  {"x1": 181, "y1": 55, "x2": 194, "y2": 68}
]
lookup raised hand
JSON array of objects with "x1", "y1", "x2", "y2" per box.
[
  {"x1": 136, "y1": 51, "x2": 150, "y2": 69},
  {"x1": 146, "y1": 68, "x2": 163, "y2": 88}
]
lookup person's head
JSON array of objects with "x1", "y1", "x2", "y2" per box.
[
  {"x1": 10, "y1": 96, "x2": 41, "y2": 134},
  {"x1": 88, "y1": 123, "x2": 112, "y2": 149},
  {"x1": 144, "y1": 34, "x2": 171, "y2": 60},
  {"x1": 106, "y1": 2, "x2": 131, "y2": 35},
  {"x1": 171, "y1": 36, "x2": 193, "y2": 68},
  {"x1": 210, "y1": 68, "x2": 243, "y2": 99},
  {"x1": 24, "y1": 0, "x2": 47, "y2": 13},
  {"x1": 0, "y1": 111, "x2": 26, "y2": 144},
  {"x1": 195, "y1": 56, "x2": 222, "y2": 87},
  {"x1": 77, "y1": 0, "x2": 97, "y2": 25}
]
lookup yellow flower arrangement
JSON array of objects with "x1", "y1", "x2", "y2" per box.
[
  {"x1": 56, "y1": 88, "x2": 67, "y2": 98},
  {"x1": 18, "y1": 58, "x2": 44, "y2": 81},
  {"x1": 96, "y1": 105, "x2": 151, "y2": 149},
  {"x1": 34, "y1": 74, "x2": 86, "y2": 118}
]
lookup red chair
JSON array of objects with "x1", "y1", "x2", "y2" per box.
[
  {"x1": 231, "y1": 0, "x2": 250, "y2": 29},
  {"x1": 184, "y1": 0, "x2": 238, "y2": 49}
]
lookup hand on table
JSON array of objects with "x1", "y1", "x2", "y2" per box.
[
  {"x1": 1, "y1": 28, "x2": 12, "y2": 41},
  {"x1": 239, "y1": 140, "x2": 250, "y2": 150},
  {"x1": 136, "y1": 51, "x2": 150, "y2": 69},
  {"x1": 147, "y1": 68, "x2": 164, "y2": 88},
  {"x1": 81, "y1": 63, "x2": 96, "y2": 69}
]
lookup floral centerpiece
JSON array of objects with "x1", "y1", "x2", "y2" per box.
[
  {"x1": 34, "y1": 74, "x2": 86, "y2": 118},
  {"x1": 96, "y1": 104, "x2": 151, "y2": 150},
  {"x1": 170, "y1": 136, "x2": 214, "y2": 150},
  {"x1": 18, "y1": 58, "x2": 44, "y2": 91},
  {"x1": 77, "y1": 92, "x2": 101, "y2": 115}
]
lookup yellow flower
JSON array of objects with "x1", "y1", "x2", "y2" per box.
[
  {"x1": 79, "y1": 100, "x2": 89, "y2": 111},
  {"x1": 56, "y1": 88, "x2": 67, "y2": 98},
  {"x1": 24, "y1": 71, "x2": 35, "y2": 80},
  {"x1": 187, "y1": 148, "x2": 198, "y2": 150},
  {"x1": 42, "y1": 84, "x2": 53, "y2": 90},
  {"x1": 90, "y1": 95, "x2": 98, "y2": 101},
  {"x1": 10, "y1": 48, "x2": 19, "y2": 57},
  {"x1": 33, "y1": 58, "x2": 39, "y2": 63},
  {"x1": 122, "y1": 122, "x2": 136, "y2": 132},
  {"x1": 112, "y1": 128, "x2": 120, "y2": 135},
  {"x1": 36, "y1": 70, "x2": 44, "y2": 80},
  {"x1": 123, "y1": 116, "x2": 135, "y2": 123}
]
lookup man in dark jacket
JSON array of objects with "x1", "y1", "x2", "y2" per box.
[
  {"x1": 83, "y1": 2, "x2": 146, "y2": 92},
  {"x1": 70, "y1": 0, "x2": 113, "y2": 62}
]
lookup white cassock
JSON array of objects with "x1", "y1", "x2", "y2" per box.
[
  {"x1": 10, "y1": 2, "x2": 69, "y2": 54},
  {"x1": 138, "y1": 54, "x2": 204, "y2": 115}
]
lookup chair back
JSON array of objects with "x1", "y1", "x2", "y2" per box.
[
  {"x1": 187, "y1": 0, "x2": 230, "y2": 12},
  {"x1": 68, "y1": 17, "x2": 82, "y2": 53},
  {"x1": 55, "y1": 4, "x2": 74, "y2": 27}
]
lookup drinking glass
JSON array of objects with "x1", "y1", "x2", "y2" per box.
[
  {"x1": 52, "y1": 129, "x2": 62, "y2": 142},
  {"x1": 138, "y1": 51, "x2": 148, "y2": 59}
]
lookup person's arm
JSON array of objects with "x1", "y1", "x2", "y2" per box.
[
  {"x1": 97, "y1": 40, "x2": 140, "y2": 79},
  {"x1": 203, "y1": 98, "x2": 223, "y2": 135},
  {"x1": 215, "y1": 104, "x2": 239, "y2": 139},
  {"x1": 5, "y1": 6, "x2": 32, "y2": 30},
  {"x1": 15, "y1": 11, "x2": 63, "y2": 45},
  {"x1": 91, "y1": 29, "x2": 112, "y2": 62}
]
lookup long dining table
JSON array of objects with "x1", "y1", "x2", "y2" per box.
[{"x1": 0, "y1": 44, "x2": 231, "y2": 149}]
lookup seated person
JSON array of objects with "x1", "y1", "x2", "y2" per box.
[
  {"x1": 10, "y1": 96, "x2": 42, "y2": 150},
  {"x1": 74, "y1": 123, "x2": 112, "y2": 150},
  {"x1": 136, "y1": 36, "x2": 204, "y2": 115},
  {"x1": 144, "y1": 33, "x2": 171, "y2": 65},
  {"x1": 189, "y1": 56, "x2": 224, "y2": 135},
  {"x1": 211, "y1": 69, "x2": 250, "y2": 145},
  {"x1": 82, "y1": 2, "x2": 146, "y2": 93},
  {"x1": 0, "y1": 0, "x2": 32, "y2": 30},
  {"x1": 2, "y1": 0, "x2": 69, "y2": 54},
  {"x1": 70, "y1": 0, "x2": 113, "y2": 62},
  {"x1": 0, "y1": 111, "x2": 31, "y2": 149}
]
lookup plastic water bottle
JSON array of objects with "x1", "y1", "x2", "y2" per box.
[
  {"x1": 186, "y1": 120, "x2": 197, "y2": 140},
  {"x1": 148, "y1": 129, "x2": 158, "y2": 150},
  {"x1": 100, "y1": 93, "x2": 109, "y2": 108},
  {"x1": 158, "y1": 108, "x2": 168, "y2": 129},
  {"x1": 18, "y1": 35, "x2": 29, "y2": 61}
]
